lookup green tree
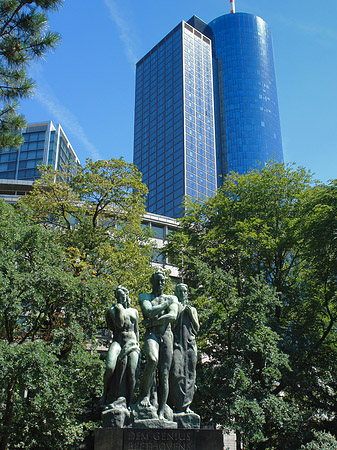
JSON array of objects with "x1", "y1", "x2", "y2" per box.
[
  {"x1": 1, "y1": 159, "x2": 155, "y2": 449},
  {"x1": 189, "y1": 261, "x2": 290, "y2": 447},
  {"x1": 0, "y1": 201, "x2": 103, "y2": 450},
  {"x1": 19, "y1": 158, "x2": 154, "y2": 296},
  {"x1": 301, "y1": 431, "x2": 337, "y2": 450},
  {"x1": 0, "y1": 0, "x2": 62, "y2": 149},
  {"x1": 166, "y1": 163, "x2": 337, "y2": 449},
  {"x1": 0, "y1": 160, "x2": 156, "y2": 450}
]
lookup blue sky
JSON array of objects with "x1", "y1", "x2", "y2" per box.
[{"x1": 20, "y1": 0, "x2": 337, "y2": 183}]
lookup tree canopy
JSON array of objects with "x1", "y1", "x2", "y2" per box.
[
  {"x1": 0, "y1": 0, "x2": 62, "y2": 149},
  {"x1": 0, "y1": 200, "x2": 104, "y2": 450},
  {"x1": 0, "y1": 158, "x2": 155, "y2": 449},
  {"x1": 19, "y1": 158, "x2": 154, "y2": 296},
  {"x1": 166, "y1": 163, "x2": 337, "y2": 449}
]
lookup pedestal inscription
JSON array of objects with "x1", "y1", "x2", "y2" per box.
[{"x1": 124, "y1": 429, "x2": 195, "y2": 449}]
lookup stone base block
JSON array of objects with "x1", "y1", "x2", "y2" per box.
[
  {"x1": 173, "y1": 412, "x2": 200, "y2": 429},
  {"x1": 133, "y1": 418, "x2": 177, "y2": 429},
  {"x1": 95, "y1": 428, "x2": 224, "y2": 450},
  {"x1": 95, "y1": 428, "x2": 123, "y2": 450}
]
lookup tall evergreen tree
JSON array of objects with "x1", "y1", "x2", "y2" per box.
[{"x1": 0, "y1": 0, "x2": 62, "y2": 149}]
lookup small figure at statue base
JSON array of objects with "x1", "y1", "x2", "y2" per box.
[
  {"x1": 102, "y1": 397, "x2": 131, "y2": 428},
  {"x1": 173, "y1": 411, "x2": 201, "y2": 429}
]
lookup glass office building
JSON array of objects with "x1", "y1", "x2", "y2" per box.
[
  {"x1": 134, "y1": 12, "x2": 283, "y2": 218},
  {"x1": 0, "y1": 121, "x2": 79, "y2": 181},
  {"x1": 208, "y1": 13, "x2": 283, "y2": 177},
  {"x1": 134, "y1": 23, "x2": 217, "y2": 218}
]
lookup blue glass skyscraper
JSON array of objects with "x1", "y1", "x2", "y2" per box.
[
  {"x1": 207, "y1": 13, "x2": 283, "y2": 178},
  {"x1": 133, "y1": 12, "x2": 283, "y2": 218}
]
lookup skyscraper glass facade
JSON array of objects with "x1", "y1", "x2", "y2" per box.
[
  {"x1": 134, "y1": 23, "x2": 217, "y2": 218},
  {"x1": 134, "y1": 25, "x2": 184, "y2": 218},
  {"x1": 183, "y1": 23, "x2": 217, "y2": 205},
  {"x1": 0, "y1": 121, "x2": 79, "y2": 181},
  {"x1": 134, "y1": 12, "x2": 283, "y2": 218},
  {"x1": 208, "y1": 13, "x2": 283, "y2": 176}
]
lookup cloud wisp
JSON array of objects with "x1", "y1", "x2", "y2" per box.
[
  {"x1": 30, "y1": 64, "x2": 102, "y2": 162},
  {"x1": 277, "y1": 14, "x2": 337, "y2": 46},
  {"x1": 103, "y1": 0, "x2": 138, "y2": 66}
]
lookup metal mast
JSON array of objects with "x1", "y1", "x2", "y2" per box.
[{"x1": 230, "y1": 0, "x2": 236, "y2": 13}]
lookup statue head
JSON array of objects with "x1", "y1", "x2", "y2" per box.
[
  {"x1": 175, "y1": 283, "x2": 188, "y2": 305},
  {"x1": 150, "y1": 269, "x2": 166, "y2": 294},
  {"x1": 114, "y1": 285, "x2": 130, "y2": 308}
]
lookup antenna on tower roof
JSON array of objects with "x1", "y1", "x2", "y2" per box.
[{"x1": 230, "y1": 0, "x2": 236, "y2": 13}]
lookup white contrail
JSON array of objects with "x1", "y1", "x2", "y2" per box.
[
  {"x1": 104, "y1": 0, "x2": 138, "y2": 66},
  {"x1": 29, "y1": 64, "x2": 102, "y2": 161}
]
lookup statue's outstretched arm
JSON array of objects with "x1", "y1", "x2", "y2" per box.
[
  {"x1": 143, "y1": 299, "x2": 178, "y2": 327},
  {"x1": 139, "y1": 297, "x2": 169, "y2": 318}
]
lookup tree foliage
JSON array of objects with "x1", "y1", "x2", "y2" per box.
[
  {"x1": 166, "y1": 163, "x2": 337, "y2": 449},
  {"x1": 0, "y1": 0, "x2": 62, "y2": 149},
  {"x1": 0, "y1": 201, "x2": 104, "y2": 450},
  {"x1": 19, "y1": 158, "x2": 154, "y2": 296},
  {"x1": 0, "y1": 158, "x2": 154, "y2": 448},
  {"x1": 301, "y1": 431, "x2": 337, "y2": 450}
]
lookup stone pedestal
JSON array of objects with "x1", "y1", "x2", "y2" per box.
[{"x1": 95, "y1": 428, "x2": 224, "y2": 450}]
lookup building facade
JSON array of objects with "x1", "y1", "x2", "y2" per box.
[
  {"x1": 0, "y1": 121, "x2": 79, "y2": 182},
  {"x1": 133, "y1": 12, "x2": 283, "y2": 218},
  {"x1": 0, "y1": 121, "x2": 80, "y2": 202}
]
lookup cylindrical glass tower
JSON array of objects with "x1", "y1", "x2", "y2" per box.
[{"x1": 208, "y1": 13, "x2": 283, "y2": 177}]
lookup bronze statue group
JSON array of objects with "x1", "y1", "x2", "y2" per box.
[{"x1": 102, "y1": 269, "x2": 200, "y2": 428}]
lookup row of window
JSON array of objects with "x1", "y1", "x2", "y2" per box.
[
  {"x1": 148, "y1": 194, "x2": 183, "y2": 209},
  {"x1": 186, "y1": 187, "x2": 214, "y2": 201},
  {"x1": 19, "y1": 142, "x2": 44, "y2": 151},
  {"x1": 17, "y1": 168, "x2": 39, "y2": 180},
  {"x1": 22, "y1": 131, "x2": 45, "y2": 142},
  {"x1": 136, "y1": 67, "x2": 182, "y2": 92},
  {"x1": 0, "y1": 151, "x2": 44, "y2": 170},
  {"x1": 186, "y1": 162, "x2": 215, "y2": 177},
  {"x1": 186, "y1": 169, "x2": 216, "y2": 184},
  {"x1": 0, "y1": 162, "x2": 16, "y2": 171},
  {"x1": 0, "y1": 151, "x2": 17, "y2": 162},
  {"x1": 186, "y1": 179, "x2": 216, "y2": 196},
  {"x1": 134, "y1": 133, "x2": 184, "y2": 158},
  {"x1": 135, "y1": 101, "x2": 183, "y2": 127}
]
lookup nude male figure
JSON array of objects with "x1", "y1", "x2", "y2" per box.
[
  {"x1": 103, "y1": 286, "x2": 140, "y2": 407},
  {"x1": 138, "y1": 270, "x2": 178, "y2": 419}
]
